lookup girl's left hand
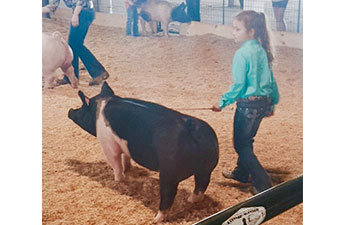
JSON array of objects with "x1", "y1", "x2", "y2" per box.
[
  {"x1": 72, "y1": 15, "x2": 79, "y2": 27},
  {"x1": 265, "y1": 105, "x2": 275, "y2": 117}
]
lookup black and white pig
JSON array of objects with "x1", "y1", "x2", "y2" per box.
[
  {"x1": 68, "y1": 82, "x2": 218, "y2": 223},
  {"x1": 135, "y1": 0, "x2": 191, "y2": 37},
  {"x1": 42, "y1": 31, "x2": 78, "y2": 89}
]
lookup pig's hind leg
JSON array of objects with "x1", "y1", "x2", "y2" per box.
[
  {"x1": 62, "y1": 65, "x2": 78, "y2": 88},
  {"x1": 43, "y1": 72, "x2": 55, "y2": 89},
  {"x1": 155, "y1": 173, "x2": 180, "y2": 223},
  {"x1": 187, "y1": 170, "x2": 211, "y2": 203}
]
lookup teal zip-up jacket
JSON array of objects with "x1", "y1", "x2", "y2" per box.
[{"x1": 218, "y1": 39, "x2": 279, "y2": 109}]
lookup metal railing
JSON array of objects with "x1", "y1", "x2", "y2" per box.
[
  {"x1": 92, "y1": 0, "x2": 303, "y2": 33},
  {"x1": 193, "y1": 176, "x2": 303, "y2": 225}
]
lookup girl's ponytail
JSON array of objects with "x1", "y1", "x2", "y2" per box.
[{"x1": 257, "y1": 12, "x2": 274, "y2": 67}]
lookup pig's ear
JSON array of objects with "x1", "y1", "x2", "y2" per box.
[
  {"x1": 100, "y1": 82, "x2": 114, "y2": 97},
  {"x1": 78, "y1": 90, "x2": 90, "y2": 106}
]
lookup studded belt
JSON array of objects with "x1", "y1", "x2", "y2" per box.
[{"x1": 237, "y1": 96, "x2": 270, "y2": 102}]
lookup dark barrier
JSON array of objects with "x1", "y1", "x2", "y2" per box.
[{"x1": 193, "y1": 175, "x2": 303, "y2": 225}]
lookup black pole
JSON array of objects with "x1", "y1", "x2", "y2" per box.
[
  {"x1": 297, "y1": 0, "x2": 301, "y2": 33},
  {"x1": 92, "y1": 0, "x2": 100, "y2": 12},
  {"x1": 222, "y1": 0, "x2": 225, "y2": 25},
  {"x1": 193, "y1": 175, "x2": 303, "y2": 225}
]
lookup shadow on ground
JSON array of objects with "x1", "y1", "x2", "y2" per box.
[
  {"x1": 216, "y1": 167, "x2": 291, "y2": 194},
  {"x1": 66, "y1": 159, "x2": 221, "y2": 222}
]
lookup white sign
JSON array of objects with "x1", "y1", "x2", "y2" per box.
[{"x1": 222, "y1": 207, "x2": 266, "y2": 225}]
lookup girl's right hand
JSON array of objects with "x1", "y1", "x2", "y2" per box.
[{"x1": 212, "y1": 104, "x2": 222, "y2": 112}]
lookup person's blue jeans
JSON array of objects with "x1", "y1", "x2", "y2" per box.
[
  {"x1": 186, "y1": 0, "x2": 200, "y2": 22},
  {"x1": 64, "y1": 9, "x2": 106, "y2": 82},
  {"x1": 126, "y1": 6, "x2": 139, "y2": 36},
  {"x1": 233, "y1": 99, "x2": 273, "y2": 192}
]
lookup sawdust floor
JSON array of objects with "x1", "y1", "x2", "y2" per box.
[{"x1": 42, "y1": 18, "x2": 303, "y2": 225}]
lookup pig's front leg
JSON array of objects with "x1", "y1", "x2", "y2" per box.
[
  {"x1": 98, "y1": 136, "x2": 125, "y2": 181},
  {"x1": 162, "y1": 21, "x2": 169, "y2": 37},
  {"x1": 112, "y1": 158, "x2": 124, "y2": 181},
  {"x1": 122, "y1": 153, "x2": 131, "y2": 173},
  {"x1": 150, "y1": 21, "x2": 157, "y2": 34},
  {"x1": 106, "y1": 145, "x2": 125, "y2": 182},
  {"x1": 97, "y1": 102, "x2": 128, "y2": 182}
]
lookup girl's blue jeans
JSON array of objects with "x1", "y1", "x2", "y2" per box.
[
  {"x1": 126, "y1": 6, "x2": 139, "y2": 36},
  {"x1": 233, "y1": 99, "x2": 273, "y2": 192},
  {"x1": 64, "y1": 9, "x2": 106, "y2": 82}
]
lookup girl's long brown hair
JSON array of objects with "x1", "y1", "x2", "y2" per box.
[{"x1": 235, "y1": 10, "x2": 274, "y2": 67}]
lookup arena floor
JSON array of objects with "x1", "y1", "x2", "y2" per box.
[{"x1": 42, "y1": 18, "x2": 303, "y2": 225}]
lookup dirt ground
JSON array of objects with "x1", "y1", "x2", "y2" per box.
[{"x1": 42, "y1": 17, "x2": 303, "y2": 225}]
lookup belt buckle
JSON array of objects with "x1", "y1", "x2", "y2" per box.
[{"x1": 248, "y1": 96, "x2": 258, "y2": 101}]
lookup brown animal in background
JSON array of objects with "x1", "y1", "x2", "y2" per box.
[{"x1": 135, "y1": 0, "x2": 191, "y2": 37}]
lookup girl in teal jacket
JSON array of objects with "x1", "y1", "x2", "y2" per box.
[{"x1": 212, "y1": 10, "x2": 279, "y2": 194}]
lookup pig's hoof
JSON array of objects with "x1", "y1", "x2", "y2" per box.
[
  {"x1": 187, "y1": 192, "x2": 204, "y2": 203},
  {"x1": 153, "y1": 211, "x2": 164, "y2": 224},
  {"x1": 114, "y1": 173, "x2": 125, "y2": 182}
]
